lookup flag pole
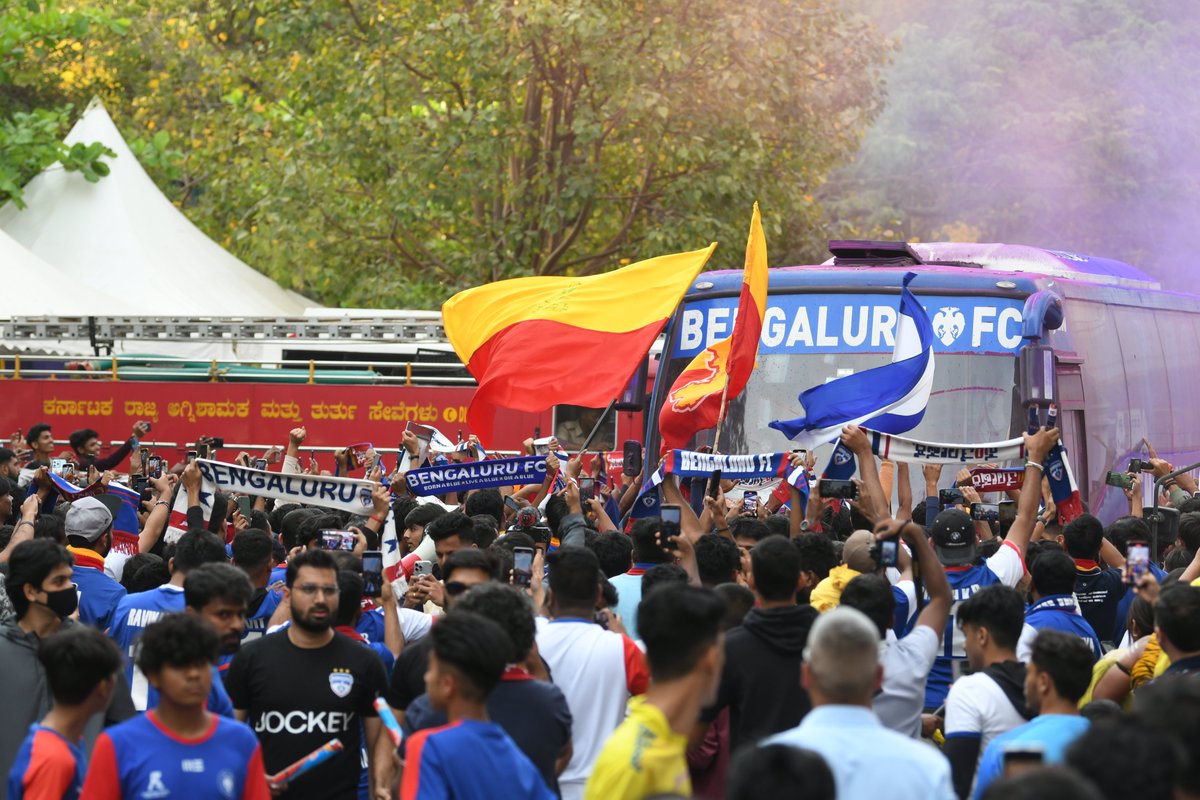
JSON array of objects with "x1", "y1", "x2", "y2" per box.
[
  {"x1": 577, "y1": 398, "x2": 618, "y2": 455},
  {"x1": 705, "y1": 378, "x2": 732, "y2": 498}
]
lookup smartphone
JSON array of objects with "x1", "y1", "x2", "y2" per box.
[
  {"x1": 622, "y1": 440, "x2": 642, "y2": 477},
  {"x1": 309, "y1": 452, "x2": 319, "y2": 473},
  {"x1": 998, "y1": 500, "x2": 1016, "y2": 526},
  {"x1": 743, "y1": 492, "x2": 760, "y2": 514},
  {"x1": 875, "y1": 539, "x2": 898, "y2": 568},
  {"x1": 147, "y1": 455, "x2": 162, "y2": 479},
  {"x1": 534, "y1": 437, "x2": 551, "y2": 456},
  {"x1": 818, "y1": 479, "x2": 858, "y2": 500},
  {"x1": 196, "y1": 443, "x2": 210, "y2": 460},
  {"x1": 186, "y1": 450, "x2": 198, "y2": 465},
  {"x1": 939, "y1": 488, "x2": 965, "y2": 507},
  {"x1": 50, "y1": 458, "x2": 65, "y2": 474},
  {"x1": 141, "y1": 421, "x2": 152, "y2": 432},
  {"x1": 1106, "y1": 471, "x2": 1135, "y2": 489},
  {"x1": 60, "y1": 462, "x2": 77, "y2": 483},
  {"x1": 971, "y1": 502, "x2": 1000, "y2": 522},
  {"x1": 361, "y1": 551, "x2": 383, "y2": 598},
  {"x1": 1126, "y1": 542, "x2": 1150, "y2": 586},
  {"x1": 660, "y1": 504, "x2": 682, "y2": 541},
  {"x1": 1129, "y1": 458, "x2": 1155, "y2": 473},
  {"x1": 1002, "y1": 745, "x2": 1045, "y2": 778},
  {"x1": 578, "y1": 476, "x2": 595, "y2": 505},
  {"x1": 319, "y1": 530, "x2": 357, "y2": 551},
  {"x1": 133, "y1": 475, "x2": 149, "y2": 494},
  {"x1": 412, "y1": 560, "x2": 434, "y2": 578},
  {"x1": 253, "y1": 458, "x2": 269, "y2": 471},
  {"x1": 236, "y1": 496, "x2": 252, "y2": 517},
  {"x1": 513, "y1": 546, "x2": 534, "y2": 588},
  {"x1": 209, "y1": 437, "x2": 224, "y2": 449},
  {"x1": 138, "y1": 447, "x2": 151, "y2": 474}
]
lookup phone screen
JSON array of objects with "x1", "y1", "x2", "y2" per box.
[
  {"x1": 877, "y1": 539, "x2": 898, "y2": 568},
  {"x1": 622, "y1": 440, "x2": 642, "y2": 477},
  {"x1": 504, "y1": 495, "x2": 521, "y2": 512},
  {"x1": 362, "y1": 551, "x2": 383, "y2": 597},
  {"x1": 236, "y1": 496, "x2": 252, "y2": 517},
  {"x1": 1126, "y1": 542, "x2": 1150, "y2": 585},
  {"x1": 513, "y1": 547, "x2": 534, "y2": 587},
  {"x1": 320, "y1": 531, "x2": 356, "y2": 551},
  {"x1": 743, "y1": 492, "x2": 760, "y2": 513},
  {"x1": 254, "y1": 458, "x2": 268, "y2": 471},
  {"x1": 971, "y1": 502, "x2": 1000, "y2": 522},
  {"x1": 186, "y1": 451, "x2": 198, "y2": 464}
]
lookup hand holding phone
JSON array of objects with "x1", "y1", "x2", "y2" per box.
[
  {"x1": 361, "y1": 551, "x2": 383, "y2": 598},
  {"x1": 1125, "y1": 542, "x2": 1150, "y2": 586},
  {"x1": 818, "y1": 479, "x2": 858, "y2": 500},
  {"x1": 512, "y1": 547, "x2": 534, "y2": 588}
]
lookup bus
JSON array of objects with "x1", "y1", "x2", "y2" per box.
[{"x1": 644, "y1": 241, "x2": 1198, "y2": 523}]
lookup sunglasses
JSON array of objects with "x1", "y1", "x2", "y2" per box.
[{"x1": 445, "y1": 582, "x2": 470, "y2": 598}]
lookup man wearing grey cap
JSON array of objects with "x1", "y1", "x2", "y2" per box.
[{"x1": 64, "y1": 497, "x2": 127, "y2": 631}]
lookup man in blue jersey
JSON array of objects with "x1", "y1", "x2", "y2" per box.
[
  {"x1": 1016, "y1": 549, "x2": 1103, "y2": 662},
  {"x1": 107, "y1": 530, "x2": 227, "y2": 710},
  {"x1": 401, "y1": 611, "x2": 553, "y2": 799},
  {"x1": 922, "y1": 426, "x2": 1059, "y2": 710},
  {"x1": 231, "y1": 528, "x2": 283, "y2": 643},
  {"x1": 81, "y1": 614, "x2": 270, "y2": 800},
  {"x1": 63, "y1": 497, "x2": 126, "y2": 631}
]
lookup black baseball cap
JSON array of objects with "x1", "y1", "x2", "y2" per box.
[{"x1": 931, "y1": 509, "x2": 977, "y2": 566}]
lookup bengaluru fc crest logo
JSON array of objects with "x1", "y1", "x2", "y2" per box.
[
  {"x1": 932, "y1": 307, "x2": 966, "y2": 347},
  {"x1": 329, "y1": 668, "x2": 354, "y2": 698}
]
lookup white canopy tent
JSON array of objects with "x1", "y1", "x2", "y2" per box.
[
  {"x1": 0, "y1": 228, "x2": 135, "y2": 316},
  {"x1": 0, "y1": 99, "x2": 310, "y2": 316}
]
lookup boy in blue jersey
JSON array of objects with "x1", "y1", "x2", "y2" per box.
[
  {"x1": 1016, "y1": 549, "x2": 1103, "y2": 661},
  {"x1": 7, "y1": 627, "x2": 121, "y2": 800},
  {"x1": 108, "y1": 530, "x2": 227, "y2": 710},
  {"x1": 81, "y1": 614, "x2": 270, "y2": 800},
  {"x1": 231, "y1": 529, "x2": 283, "y2": 643},
  {"x1": 401, "y1": 611, "x2": 553, "y2": 800},
  {"x1": 922, "y1": 426, "x2": 1059, "y2": 710}
]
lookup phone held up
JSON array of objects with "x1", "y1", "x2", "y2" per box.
[
  {"x1": 817, "y1": 479, "x2": 858, "y2": 500},
  {"x1": 1126, "y1": 542, "x2": 1150, "y2": 586},
  {"x1": 512, "y1": 547, "x2": 534, "y2": 588},
  {"x1": 361, "y1": 551, "x2": 383, "y2": 598},
  {"x1": 622, "y1": 440, "x2": 642, "y2": 478},
  {"x1": 319, "y1": 530, "x2": 356, "y2": 551}
]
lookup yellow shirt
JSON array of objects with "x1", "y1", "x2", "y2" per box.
[
  {"x1": 585, "y1": 696, "x2": 691, "y2": 800},
  {"x1": 810, "y1": 565, "x2": 862, "y2": 613}
]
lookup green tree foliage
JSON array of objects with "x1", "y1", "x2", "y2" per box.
[
  {"x1": 827, "y1": 0, "x2": 1200, "y2": 284},
  {"x1": 0, "y1": 1, "x2": 129, "y2": 207},
  {"x1": 94, "y1": 0, "x2": 888, "y2": 307}
]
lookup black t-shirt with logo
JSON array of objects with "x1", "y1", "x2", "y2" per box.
[
  {"x1": 225, "y1": 629, "x2": 388, "y2": 798},
  {"x1": 1074, "y1": 565, "x2": 1126, "y2": 644}
]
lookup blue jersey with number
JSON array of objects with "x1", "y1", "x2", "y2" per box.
[{"x1": 109, "y1": 585, "x2": 187, "y2": 682}]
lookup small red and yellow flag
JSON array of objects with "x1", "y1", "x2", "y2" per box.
[
  {"x1": 658, "y1": 204, "x2": 768, "y2": 452},
  {"x1": 442, "y1": 244, "x2": 717, "y2": 443}
]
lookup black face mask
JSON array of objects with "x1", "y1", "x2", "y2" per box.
[{"x1": 40, "y1": 586, "x2": 78, "y2": 619}]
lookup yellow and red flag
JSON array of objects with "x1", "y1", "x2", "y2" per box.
[
  {"x1": 442, "y1": 244, "x2": 717, "y2": 443},
  {"x1": 659, "y1": 204, "x2": 768, "y2": 452}
]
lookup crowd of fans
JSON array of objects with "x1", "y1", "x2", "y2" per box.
[{"x1": 0, "y1": 416, "x2": 1199, "y2": 800}]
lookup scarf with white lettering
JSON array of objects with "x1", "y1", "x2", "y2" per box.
[
  {"x1": 632, "y1": 450, "x2": 810, "y2": 518},
  {"x1": 822, "y1": 430, "x2": 1029, "y2": 479},
  {"x1": 405, "y1": 455, "x2": 548, "y2": 497}
]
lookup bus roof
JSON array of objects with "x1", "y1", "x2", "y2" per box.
[{"x1": 690, "y1": 241, "x2": 1160, "y2": 295}]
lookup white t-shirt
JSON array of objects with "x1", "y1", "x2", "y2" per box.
[
  {"x1": 875, "y1": 625, "x2": 940, "y2": 737},
  {"x1": 944, "y1": 670, "x2": 1027, "y2": 763}
]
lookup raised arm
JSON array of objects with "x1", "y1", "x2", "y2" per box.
[
  {"x1": 1004, "y1": 427, "x2": 1060, "y2": 559},
  {"x1": 842, "y1": 426, "x2": 888, "y2": 524}
]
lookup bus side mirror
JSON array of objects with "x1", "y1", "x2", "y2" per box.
[{"x1": 1018, "y1": 344, "x2": 1057, "y2": 409}]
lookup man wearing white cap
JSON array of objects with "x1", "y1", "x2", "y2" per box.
[{"x1": 64, "y1": 497, "x2": 127, "y2": 631}]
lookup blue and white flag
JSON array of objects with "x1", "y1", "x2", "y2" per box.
[
  {"x1": 769, "y1": 272, "x2": 935, "y2": 450},
  {"x1": 406, "y1": 455, "x2": 549, "y2": 497}
]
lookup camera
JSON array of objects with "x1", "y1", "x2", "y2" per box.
[
  {"x1": 1129, "y1": 458, "x2": 1155, "y2": 473},
  {"x1": 868, "y1": 538, "x2": 899, "y2": 569},
  {"x1": 939, "y1": 488, "x2": 965, "y2": 507},
  {"x1": 509, "y1": 506, "x2": 553, "y2": 546}
]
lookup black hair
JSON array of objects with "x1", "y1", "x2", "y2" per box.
[
  {"x1": 285, "y1": 547, "x2": 337, "y2": 588},
  {"x1": 25, "y1": 424, "x2": 51, "y2": 448},
  {"x1": 1108, "y1": 515, "x2": 1153, "y2": 559},
  {"x1": 298, "y1": 512, "x2": 345, "y2": 550},
  {"x1": 839, "y1": 573, "x2": 895, "y2": 638},
  {"x1": 629, "y1": 518, "x2": 672, "y2": 564},
  {"x1": 39, "y1": 626, "x2": 122, "y2": 705},
  {"x1": 426, "y1": 511, "x2": 476, "y2": 545},
  {"x1": 6, "y1": 539, "x2": 73, "y2": 617},
  {"x1": 726, "y1": 744, "x2": 836, "y2": 800},
  {"x1": 820, "y1": 504, "x2": 853, "y2": 541},
  {"x1": 431, "y1": 611, "x2": 510, "y2": 701},
  {"x1": 763, "y1": 514, "x2": 791, "y2": 540},
  {"x1": 0, "y1": 525, "x2": 14, "y2": 553},
  {"x1": 1030, "y1": 549, "x2": 1078, "y2": 597},
  {"x1": 207, "y1": 493, "x2": 231, "y2": 537},
  {"x1": 1128, "y1": 594, "x2": 1155, "y2": 640},
  {"x1": 120, "y1": 553, "x2": 165, "y2": 593},
  {"x1": 494, "y1": 530, "x2": 536, "y2": 552},
  {"x1": 1062, "y1": 513, "x2": 1104, "y2": 560},
  {"x1": 730, "y1": 517, "x2": 769, "y2": 544},
  {"x1": 1177, "y1": 512, "x2": 1200, "y2": 554},
  {"x1": 136, "y1": 613, "x2": 220, "y2": 673},
  {"x1": 172, "y1": 530, "x2": 227, "y2": 574},
  {"x1": 641, "y1": 563, "x2": 689, "y2": 597},
  {"x1": 392, "y1": 496, "x2": 419, "y2": 528},
  {"x1": 957, "y1": 584, "x2": 1025, "y2": 651},
  {"x1": 601, "y1": 576, "x2": 619, "y2": 608},
  {"x1": 1024, "y1": 539, "x2": 1063, "y2": 571},
  {"x1": 246, "y1": 509, "x2": 271, "y2": 535},
  {"x1": 464, "y1": 489, "x2": 504, "y2": 529},
  {"x1": 231, "y1": 529, "x2": 273, "y2": 573},
  {"x1": 33, "y1": 515, "x2": 65, "y2": 544},
  {"x1": 750, "y1": 535, "x2": 801, "y2": 601},
  {"x1": 1165, "y1": 547, "x2": 1194, "y2": 572},
  {"x1": 1080, "y1": 699, "x2": 1124, "y2": 725},
  {"x1": 1029, "y1": 629, "x2": 1094, "y2": 704},
  {"x1": 1179, "y1": 497, "x2": 1200, "y2": 516},
  {"x1": 590, "y1": 530, "x2": 634, "y2": 578},
  {"x1": 637, "y1": 584, "x2": 725, "y2": 682},
  {"x1": 470, "y1": 514, "x2": 499, "y2": 550},
  {"x1": 793, "y1": 533, "x2": 839, "y2": 581},
  {"x1": 544, "y1": 494, "x2": 568, "y2": 537},
  {"x1": 848, "y1": 505, "x2": 874, "y2": 535},
  {"x1": 68, "y1": 428, "x2": 98, "y2": 452},
  {"x1": 185, "y1": 563, "x2": 253, "y2": 612},
  {"x1": 713, "y1": 582, "x2": 755, "y2": 630},
  {"x1": 444, "y1": 548, "x2": 498, "y2": 582},
  {"x1": 279, "y1": 507, "x2": 320, "y2": 551},
  {"x1": 979, "y1": 766, "x2": 1103, "y2": 800},
  {"x1": 1066, "y1": 717, "x2": 1175, "y2": 800},
  {"x1": 547, "y1": 545, "x2": 601, "y2": 608},
  {"x1": 1155, "y1": 583, "x2": 1200, "y2": 653},
  {"x1": 1134, "y1": 677, "x2": 1200, "y2": 795},
  {"x1": 404, "y1": 504, "x2": 446, "y2": 532},
  {"x1": 978, "y1": 538, "x2": 1002, "y2": 560},
  {"x1": 455, "y1": 583, "x2": 535, "y2": 662},
  {"x1": 694, "y1": 534, "x2": 741, "y2": 588},
  {"x1": 335, "y1": 569, "x2": 364, "y2": 627}
]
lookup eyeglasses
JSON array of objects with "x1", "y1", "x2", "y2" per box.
[
  {"x1": 294, "y1": 584, "x2": 338, "y2": 597},
  {"x1": 444, "y1": 582, "x2": 470, "y2": 597}
]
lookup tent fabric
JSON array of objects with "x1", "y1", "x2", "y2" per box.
[
  {"x1": 0, "y1": 228, "x2": 136, "y2": 316},
  {"x1": 0, "y1": 99, "x2": 309, "y2": 316}
]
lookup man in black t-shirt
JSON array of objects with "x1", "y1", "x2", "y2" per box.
[
  {"x1": 1059, "y1": 514, "x2": 1126, "y2": 641},
  {"x1": 226, "y1": 549, "x2": 392, "y2": 799}
]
